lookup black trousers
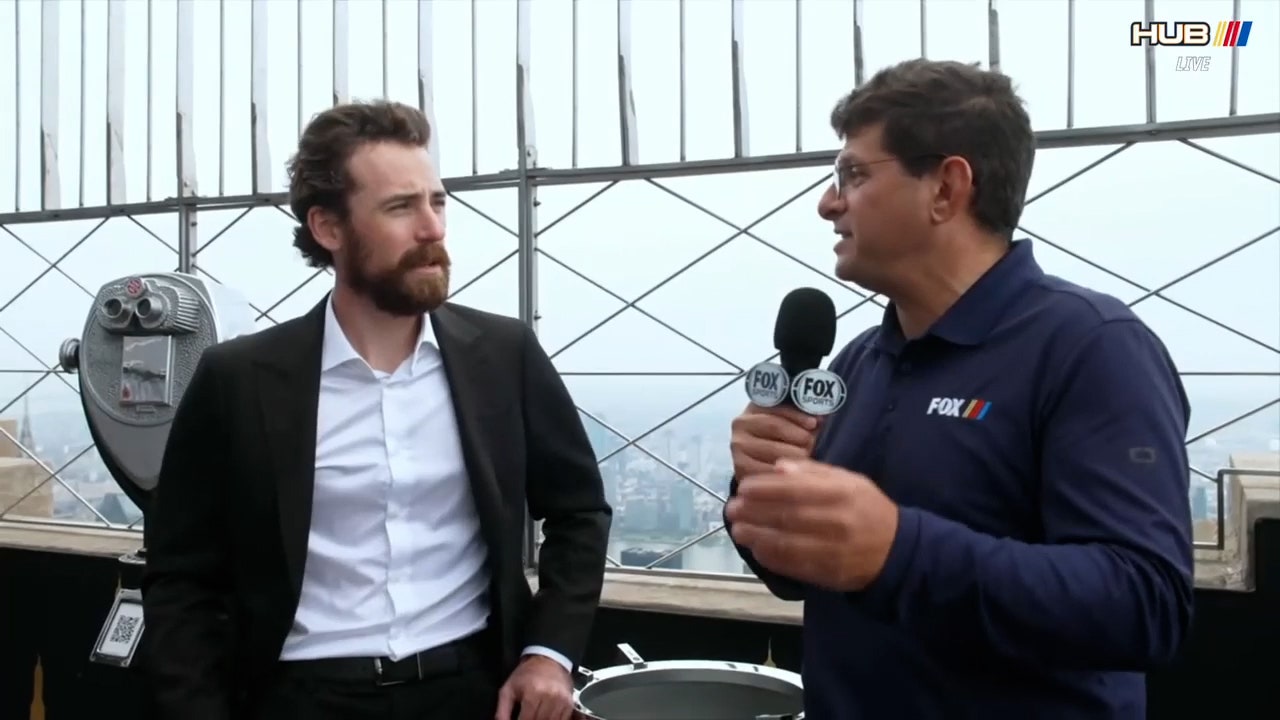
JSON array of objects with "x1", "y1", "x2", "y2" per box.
[
  {"x1": 251, "y1": 664, "x2": 501, "y2": 720},
  {"x1": 251, "y1": 630, "x2": 503, "y2": 720}
]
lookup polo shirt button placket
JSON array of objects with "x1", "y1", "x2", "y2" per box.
[{"x1": 887, "y1": 356, "x2": 912, "y2": 415}]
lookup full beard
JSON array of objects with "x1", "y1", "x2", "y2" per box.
[{"x1": 343, "y1": 232, "x2": 452, "y2": 317}]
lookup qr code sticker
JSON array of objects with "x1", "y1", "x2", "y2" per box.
[{"x1": 110, "y1": 614, "x2": 140, "y2": 645}]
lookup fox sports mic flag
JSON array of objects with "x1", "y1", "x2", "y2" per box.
[
  {"x1": 789, "y1": 367, "x2": 846, "y2": 416},
  {"x1": 743, "y1": 362, "x2": 791, "y2": 408}
]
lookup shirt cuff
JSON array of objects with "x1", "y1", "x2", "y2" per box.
[
  {"x1": 521, "y1": 645, "x2": 574, "y2": 672},
  {"x1": 856, "y1": 504, "x2": 924, "y2": 619}
]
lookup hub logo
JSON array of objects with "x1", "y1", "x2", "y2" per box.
[
  {"x1": 926, "y1": 397, "x2": 992, "y2": 420},
  {"x1": 743, "y1": 362, "x2": 791, "y2": 408},
  {"x1": 790, "y1": 368, "x2": 846, "y2": 416}
]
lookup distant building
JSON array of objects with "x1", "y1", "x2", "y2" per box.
[
  {"x1": 1191, "y1": 484, "x2": 1209, "y2": 520},
  {"x1": 0, "y1": 398, "x2": 37, "y2": 459},
  {"x1": 0, "y1": 419, "x2": 20, "y2": 458},
  {"x1": 17, "y1": 397, "x2": 35, "y2": 452},
  {"x1": 620, "y1": 547, "x2": 683, "y2": 571},
  {"x1": 672, "y1": 482, "x2": 695, "y2": 533},
  {"x1": 0, "y1": 400, "x2": 52, "y2": 519},
  {"x1": 97, "y1": 493, "x2": 133, "y2": 525},
  {"x1": 0, "y1": 458, "x2": 52, "y2": 518}
]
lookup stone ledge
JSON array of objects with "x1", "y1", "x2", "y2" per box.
[
  {"x1": 1228, "y1": 454, "x2": 1280, "y2": 590},
  {"x1": 0, "y1": 520, "x2": 1253, "y2": 600},
  {"x1": 557, "y1": 555, "x2": 1247, "y2": 627},
  {"x1": 530, "y1": 570, "x2": 804, "y2": 625},
  {"x1": 0, "y1": 520, "x2": 142, "y2": 558}
]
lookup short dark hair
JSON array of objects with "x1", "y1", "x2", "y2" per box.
[
  {"x1": 286, "y1": 100, "x2": 433, "y2": 268},
  {"x1": 829, "y1": 59, "x2": 1035, "y2": 238}
]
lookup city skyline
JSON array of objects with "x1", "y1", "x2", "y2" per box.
[{"x1": 5, "y1": 363, "x2": 1274, "y2": 572}]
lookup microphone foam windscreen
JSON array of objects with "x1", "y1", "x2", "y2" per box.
[{"x1": 773, "y1": 287, "x2": 837, "y2": 362}]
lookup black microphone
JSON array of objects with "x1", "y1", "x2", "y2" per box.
[
  {"x1": 744, "y1": 288, "x2": 846, "y2": 415},
  {"x1": 773, "y1": 287, "x2": 837, "y2": 380}
]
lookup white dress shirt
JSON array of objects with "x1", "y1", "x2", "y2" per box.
[{"x1": 279, "y1": 297, "x2": 570, "y2": 671}]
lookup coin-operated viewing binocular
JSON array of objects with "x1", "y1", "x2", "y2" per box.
[{"x1": 58, "y1": 272, "x2": 256, "y2": 667}]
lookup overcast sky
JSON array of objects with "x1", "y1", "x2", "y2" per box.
[{"x1": 0, "y1": 0, "x2": 1277, "y2": 458}]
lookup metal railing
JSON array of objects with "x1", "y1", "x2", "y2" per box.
[{"x1": 1, "y1": 0, "x2": 1277, "y2": 583}]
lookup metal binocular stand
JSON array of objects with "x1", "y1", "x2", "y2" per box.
[{"x1": 57, "y1": 273, "x2": 256, "y2": 668}]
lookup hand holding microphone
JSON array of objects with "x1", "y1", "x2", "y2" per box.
[
  {"x1": 727, "y1": 288, "x2": 898, "y2": 592},
  {"x1": 731, "y1": 287, "x2": 842, "y2": 477},
  {"x1": 731, "y1": 404, "x2": 820, "y2": 479}
]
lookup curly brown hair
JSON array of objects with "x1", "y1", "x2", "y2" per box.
[{"x1": 287, "y1": 101, "x2": 433, "y2": 268}]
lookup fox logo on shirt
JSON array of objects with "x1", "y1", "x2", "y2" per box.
[{"x1": 926, "y1": 397, "x2": 992, "y2": 420}]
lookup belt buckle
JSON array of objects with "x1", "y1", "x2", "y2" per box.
[{"x1": 373, "y1": 655, "x2": 424, "y2": 687}]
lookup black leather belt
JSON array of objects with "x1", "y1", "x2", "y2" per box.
[{"x1": 280, "y1": 629, "x2": 489, "y2": 687}]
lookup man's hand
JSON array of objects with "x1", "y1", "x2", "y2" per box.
[
  {"x1": 495, "y1": 655, "x2": 576, "y2": 720},
  {"x1": 730, "y1": 403, "x2": 822, "y2": 479},
  {"x1": 725, "y1": 458, "x2": 899, "y2": 592}
]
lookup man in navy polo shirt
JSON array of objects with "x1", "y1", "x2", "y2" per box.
[{"x1": 725, "y1": 59, "x2": 1194, "y2": 719}]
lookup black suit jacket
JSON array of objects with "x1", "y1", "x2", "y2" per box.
[{"x1": 140, "y1": 298, "x2": 611, "y2": 719}]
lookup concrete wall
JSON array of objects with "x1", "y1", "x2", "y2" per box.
[
  {"x1": 2, "y1": 519, "x2": 1278, "y2": 720},
  {"x1": 0, "y1": 459, "x2": 53, "y2": 520}
]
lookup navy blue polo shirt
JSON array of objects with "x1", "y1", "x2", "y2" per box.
[{"x1": 784, "y1": 241, "x2": 1195, "y2": 719}]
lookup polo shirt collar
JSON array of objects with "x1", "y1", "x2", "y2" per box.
[{"x1": 874, "y1": 239, "x2": 1043, "y2": 351}]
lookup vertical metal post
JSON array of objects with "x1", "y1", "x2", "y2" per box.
[
  {"x1": 251, "y1": 1, "x2": 272, "y2": 194},
  {"x1": 516, "y1": 0, "x2": 541, "y2": 570},
  {"x1": 730, "y1": 0, "x2": 749, "y2": 158},
  {"x1": 12, "y1": 0, "x2": 19, "y2": 211},
  {"x1": 146, "y1": 0, "x2": 154, "y2": 201},
  {"x1": 678, "y1": 0, "x2": 687, "y2": 162},
  {"x1": 1229, "y1": 0, "x2": 1241, "y2": 116},
  {"x1": 418, "y1": 0, "x2": 440, "y2": 169},
  {"x1": 794, "y1": 0, "x2": 802, "y2": 153},
  {"x1": 381, "y1": 0, "x2": 390, "y2": 99},
  {"x1": 516, "y1": 4, "x2": 538, "y2": 331},
  {"x1": 1066, "y1": 0, "x2": 1075, "y2": 128},
  {"x1": 297, "y1": 0, "x2": 305, "y2": 135},
  {"x1": 987, "y1": 0, "x2": 1000, "y2": 74},
  {"x1": 106, "y1": 0, "x2": 127, "y2": 204},
  {"x1": 78, "y1": 0, "x2": 87, "y2": 207},
  {"x1": 617, "y1": 0, "x2": 639, "y2": 165},
  {"x1": 333, "y1": 0, "x2": 350, "y2": 106},
  {"x1": 1142, "y1": 0, "x2": 1156, "y2": 123},
  {"x1": 853, "y1": 0, "x2": 865, "y2": 86},
  {"x1": 177, "y1": 207, "x2": 196, "y2": 272},
  {"x1": 218, "y1": 0, "x2": 227, "y2": 196},
  {"x1": 572, "y1": 0, "x2": 580, "y2": 168},
  {"x1": 470, "y1": 0, "x2": 479, "y2": 175},
  {"x1": 176, "y1": 0, "x2": 198, "y2": 272},
  {"x1": 918, "y1": 0, "x2": 927, "y2": 59},
  {"x1": 40, "y1": 0, "x2": 61, "y2": 211}
]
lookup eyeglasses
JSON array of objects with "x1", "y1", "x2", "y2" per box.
[
  {"x1": 831, "y1": 153, "x2": 950, "y2": 196},
  {"x1": 831, "y1": 157, "x2": 897, "y2": 196}
]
